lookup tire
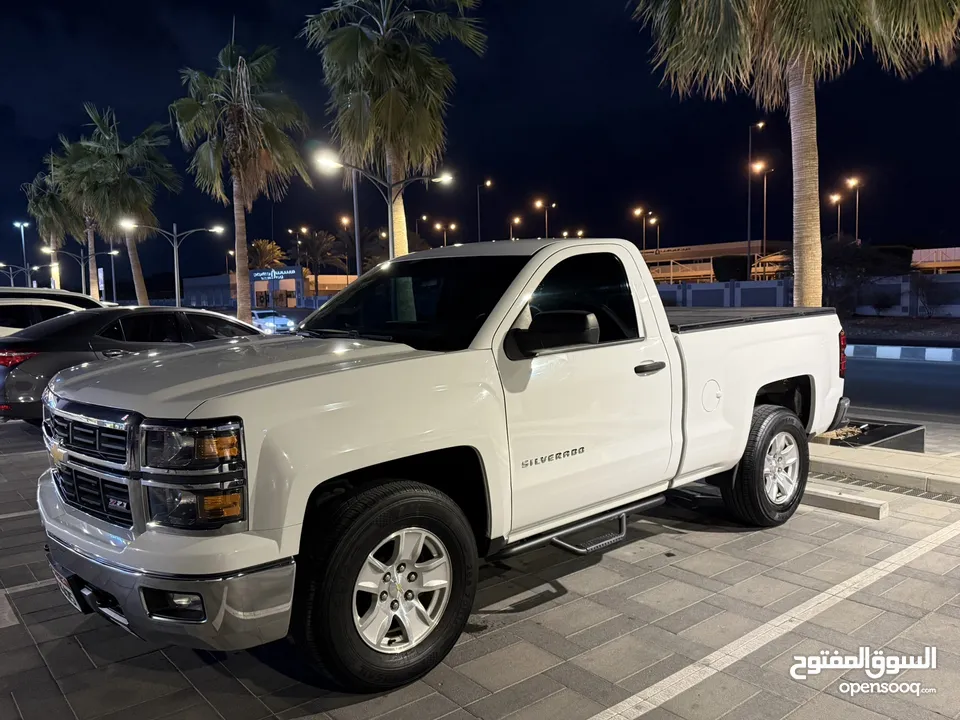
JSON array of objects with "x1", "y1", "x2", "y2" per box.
[
  {"x1": 719, "y1": 404, "x2": 809, "y2": 527},
  {"x1": 292, "y1": 480, "x2": 478, "y2": 692}
]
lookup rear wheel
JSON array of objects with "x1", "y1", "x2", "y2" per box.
[
  {"x1": 292, "y1": 481, "x2": 477, "y2": 692},
  {"x1": 720, "y1": 404, "x2": 808, "y2": 527}
]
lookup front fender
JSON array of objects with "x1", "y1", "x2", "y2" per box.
[{"x1": 191, "y1": 351, "x2": 511, "y2": 560}]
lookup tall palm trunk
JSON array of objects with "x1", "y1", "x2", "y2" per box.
[
  {"x1": 126, "y1": 236, "x2": 150, "y2": 305},
  {"x1": 387, "y1": 150, "x2": 409, "y2": 258},
  {"x1": 788, "y1": 61, "x2": 823, "y2": 308},
  {"x1": 48, "y1": 237, "x2": 61, "y2": 290},
  {"x1": 85, "y1": 220, "x2": 100, "y2": 301},
  {"x1": 233, "y1": 176, "x2": 252, "y2": 324}
]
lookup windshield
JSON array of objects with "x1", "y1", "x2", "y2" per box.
[
  {"x1": 255, "y1": 310, "x2": 280, "y2": 319},
  {"x1": 301, "y1": 256, "x2": 529, "y2": 351}
]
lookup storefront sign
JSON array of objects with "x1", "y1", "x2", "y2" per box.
[{"x1": 251, "y1": 267, "x2": 299, "y2": 281}]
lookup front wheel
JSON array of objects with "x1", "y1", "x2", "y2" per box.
[
  {"x1": 292, "y1": 481, "x2": 478, "y2": 692},
  {"x1": 720, "y1": 404, "x2": 809, "y2": 527}
]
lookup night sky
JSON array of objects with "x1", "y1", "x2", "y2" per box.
[{"x1": 2, "y1": 1, "x2": 959, "y2": 293}]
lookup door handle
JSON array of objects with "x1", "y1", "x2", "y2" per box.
[
  {"x1": 634, "y1": 361, "x2": 666, "y2": 375},
  {"x1": 102, "y1": 349, "x2": 130, "y2": 359}
]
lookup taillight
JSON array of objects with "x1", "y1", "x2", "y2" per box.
[
  {"x1": 0, "y1": 352, "x2": 38, "y2": 369},
  {"x1": 838, "y1": 331, "x2": 847, "y2": 379}
]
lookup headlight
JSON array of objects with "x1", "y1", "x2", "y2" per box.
[
  {"x1": 146, "y1": 485, "x2": 245, "y2": 529},
  {"x1": 141, "y1": 421, "x2": 247, "y2": 531},
  {"x1": 286, "y1": 320, "x2": 294, "y2": 328},
  {"x1": 142, "y1": 423, "x2": 242, "y2": 471}
]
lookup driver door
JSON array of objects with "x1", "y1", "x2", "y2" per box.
[{"x1": 495, "y1": 246, "x2": 675, "y2": 535}]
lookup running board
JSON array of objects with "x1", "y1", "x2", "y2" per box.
[{"x1": 492, "y1": 495, "x2": 666, "y2": 559}]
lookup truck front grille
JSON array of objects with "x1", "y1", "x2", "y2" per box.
[
  {"x1": 54, "y1": 465, "x2": 133, "y2": 527},
  {"x1": 49, "y1": 413, "x2": 128, "y2": 465}
]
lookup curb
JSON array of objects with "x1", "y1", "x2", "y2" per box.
[
  {"x1": 801, "y1": 485, "x2": 888, "y2": 520},
  {"x1": 810, "y1": 444, "x2": 960, "y2": 496},
  {"x1": 846, "y1": 344, "x2": 960, "y2": 363}
]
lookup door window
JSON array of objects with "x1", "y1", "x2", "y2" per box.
[
  {"x1": 36, "y1": 305, "x2": 75, "y2": 322},
  {"x1": 526, "y1": 253, "x2": 641, "y2": 343},
  {"x1": 186, "y1": 313, "x2": 259, "y2": 341},
  {"x1": 0, "y1": 305, "x2": 34, "y2": 329},
  {"x1": 118, "y1": 313, "x2": 183, "y2": 343}
]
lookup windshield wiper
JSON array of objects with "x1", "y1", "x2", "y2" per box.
[{"x1": 298, "y1": 328, "x2": 394, "y2": 342}]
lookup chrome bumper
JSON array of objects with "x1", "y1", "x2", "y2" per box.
[{"x1": 45, "y1": 532, "x2": 296, "y2": 651}]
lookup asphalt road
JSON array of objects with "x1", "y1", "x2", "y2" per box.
[
  {"x1": 845, "y1": 356, "x2": 960, "y2": 455},
  {"x1": 846, "y1": 356, "x2": 960, "y2": 421}
]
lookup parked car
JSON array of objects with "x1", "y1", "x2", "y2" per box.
[
  {"x1": 0, "y1": 298, "x2": 87, "y2": 337},
  {"x1": 0, "y1": 307, "x2": 260, "y2": 422},
  {"x1": 38, "y1": 238, "x2": 847, "y2": 692},
  {"x1": 251, "y1": 309, "x2": 296, "y2": 334},
  {"x1": 0, "y1": 287, "x2": 112, "y2": 337}
]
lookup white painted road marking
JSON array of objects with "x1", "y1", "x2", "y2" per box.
[
  {"x1": 0, "y1": 578, "x2": 58, "y2": 629},
  {"x1": 0, "y1": 508, "x2": 39, "y2": 521},
  {"x1": 587, "y1": 517, "x2": 960, "y2": 720}
]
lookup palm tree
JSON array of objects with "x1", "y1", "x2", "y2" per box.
[
  {"x1": 78, "y1": 105, "x2": 180, "y2": 304},
  {"x1": 301, "y1": 230, "x2": 347, "y2": 296},
  {"x1": 632, "y1": 0, "x2": 959, "y2": 307},
  {"x1": 248, "y1": 239, "x2": 288, "y2": 269},
  {"x1": 170, "y1": 44, "x2": 311, "y2": 323},
  {"x1": 302, "y1": 1, "x2": 485, "y2": 259},
  {"x1": 22, "y1": 166, "x2": 85, "y2": 292},
  {"x1": 53, "y1": 105, "x2": 180, "y2": 304}
]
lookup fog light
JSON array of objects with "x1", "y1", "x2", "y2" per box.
[{"x1": 142, "y1": 588, "x2": 205, "y2": 621}]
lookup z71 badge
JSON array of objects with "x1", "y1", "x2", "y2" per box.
[{"x1": 521, "y1": 447, "x2": 584, "y2": 469}]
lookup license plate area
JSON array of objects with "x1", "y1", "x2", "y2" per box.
[{"x1": 50, "y1": 563, "x2": 89, "y2": 615}]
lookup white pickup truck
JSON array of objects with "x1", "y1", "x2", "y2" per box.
[{"x1": 38, "y1": 238, "x2": 848, "y2": 691}]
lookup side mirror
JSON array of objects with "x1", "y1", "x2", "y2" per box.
[{"x1": 508, "y1": 310, "x2": 600, "y2": 359}]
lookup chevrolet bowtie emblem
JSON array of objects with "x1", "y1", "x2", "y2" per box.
[{"x1": 49, "y1": 440, "x2": 67, "y2": 465}]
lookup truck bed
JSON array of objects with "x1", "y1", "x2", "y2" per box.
[{"x1": 665, "y1": 306, "x2": 836, "y2": 333}]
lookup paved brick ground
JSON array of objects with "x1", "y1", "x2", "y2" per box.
[{"x1": 3, "y1": 422, "x2": 960, "y2": 720}]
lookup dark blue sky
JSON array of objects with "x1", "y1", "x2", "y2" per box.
[{"x1": 2, "y1": 1, "x2": 959, "y2": 292}]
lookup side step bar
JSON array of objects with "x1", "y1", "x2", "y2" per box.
[{"x1": 492, "y1": 494, "x2": 666, "y2": 559}]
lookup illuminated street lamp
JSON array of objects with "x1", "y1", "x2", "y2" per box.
[
  {"x1": 13, "y1": 221, "x2": 30, "y2": 287},
  {"x1": 477, "y1": 179, "x2": 493, "y2": 243},
  {"x1": 576, "y1": 230, "x2": 584, "y2": 238},
  {"x1": 315, "y1": 149, "x2": 453, "y2": 262},
  {"x1": 747, "y1": 120, "x2": 765, "y2": 274},
  {"x1": 119, "y1": 218, "x2": 224, "y2": 307},
  {"x1": 510, "y1": 216, "x2": 522, "y2": 240},
  {"x1": 41, "y1": 246, "x2": 117, "y2": 296},
  {"x1": 846, "y1": 177, "x2": 861, "y2": 241},
  {"x1": 828, "y1": 193, "x2": 842, "y2": 238},
  {"x1": 533, "y1": 199, "x2": 557, "y2": 238},
  {"x1": 648, "y1": 216, "x2": 661, "y2": 251},
  {"x1": 434, "y1": 222, "x2": 458, "y2": 247},
  {"x1": 562, "y1": 231, "x2": 569, "y2": 238},
  {"x1": 226, "y1": 249, "x2": 235, "y2": 276},
  {"x1": 632, "y1": 206, "x2": 652, "y2": 250},
  {"x1": 752, "y1": 161, "x2": 774, "y2": 257}
]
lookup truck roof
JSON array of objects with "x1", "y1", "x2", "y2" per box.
[{"x1": 397, "y1": 238, "x2": 635, "y2": 260}]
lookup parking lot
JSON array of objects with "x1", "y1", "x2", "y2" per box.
[{"x1": 3, "y1": 422, "x2": 960, "y2": 720}]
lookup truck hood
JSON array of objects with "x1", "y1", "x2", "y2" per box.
[{"x1": 49, "y1": 335, "x2": 428, "y2": 418}]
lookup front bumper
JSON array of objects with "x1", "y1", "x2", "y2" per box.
[
  {"x1": 827, "y1": 396, "x2": 851, "y2": 432},
  {"x1": 45, "y1": 531, "x2": 296, "y2": 652}
]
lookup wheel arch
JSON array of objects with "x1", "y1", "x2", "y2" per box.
[{"x1": 298, "y1": 445, "x2": 495, "y2": 557}]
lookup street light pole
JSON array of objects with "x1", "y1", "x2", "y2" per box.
[
  {"x1": 111, "y1": 236, "x2": 119, "y2": 302},
  {"x1": 747, "y1": 122, "x2": 764, "y2": 276},
  {"x1": 762, "y1": 169, "x2": 771, "y2": 257},
  {"x1": 42, "y1": 247, "x2": 116, "y2": 296},
  {"x1": 352, "y1": 168, "x2": 362, "y2": 276},
  {"x1": 14, "y1": 222, "x2": 30, "y2": 287},
  {"x1": 477, "y1": 179, "x2": 492, "y2": 243},
  {"x1": 119, "y1": 220, "x2": 223, "y2": 307},
  {"x1": 315, "y1": 151, "x2": 452, "y2": 262},
  {"x1": 534, "y1": 200, "x2": 555, "y2": 238}
]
